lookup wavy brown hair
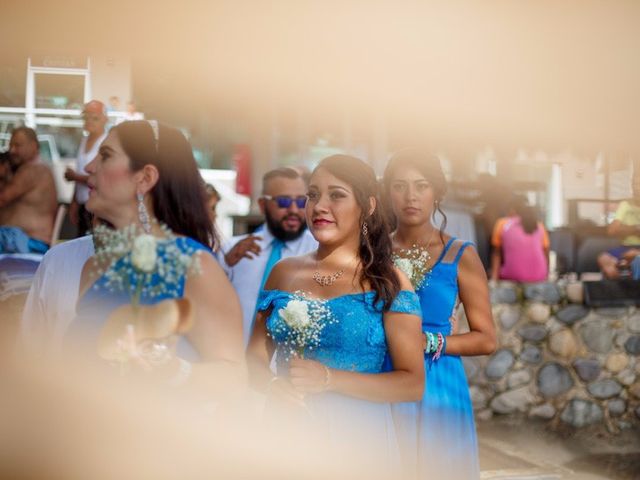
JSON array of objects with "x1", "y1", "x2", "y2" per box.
[
  {"x1": 113, "y1": 121, "x2": 216, "y2": 249},
  {"x1": 314, "y1": 155, "x2": 400, "y2": 311}
]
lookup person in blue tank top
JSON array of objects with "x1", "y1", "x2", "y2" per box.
[
  {"x1": 66, "y1": 120, "x2": 245, "y2": 392},
  {"x1": 247, "y1": 155, "x2": 424, "y2": 474},
  {"x1": 382, "y1": 149, "x2": 497, "y2": 480}
]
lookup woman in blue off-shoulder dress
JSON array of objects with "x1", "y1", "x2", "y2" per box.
[
  {"x1": 247, "y1": 155, "x2": 424, "y2": 473},
  {"x1": 383, "y1": 149, "x2": 497, "y2": 480}
]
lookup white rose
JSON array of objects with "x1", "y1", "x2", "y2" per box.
[
  {"x1": 131, "y1": 234, "x2": 157, "y2": 273},
  {"x1": 394, "y1": 258, "x2": 414, "y2": 280},
  {"x1": 278, "y1": 299, "x2": 311, "y2": 330}
]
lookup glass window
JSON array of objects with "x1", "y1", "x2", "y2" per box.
[
  {"x1": 38, "y1": 139, "x2": 53, "y2": 163},
  {"x1": 34, "y1": 74, "x2": 85, "y2": 110},
  {"x1": 0, "y1": 65, "x2": 27, "y2": 108}
]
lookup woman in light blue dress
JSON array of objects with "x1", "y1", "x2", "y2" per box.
[
  {"x1": 383, "y1": 149, "x2": 497, "y2": 479},
  {"x1": 247, "y1": 155, "x2": 424, "y2": 473},
  {"x1": 65, "y1": 121, "x2": 244, "y2": 387}
]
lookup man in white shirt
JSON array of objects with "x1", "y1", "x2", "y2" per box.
[
  {"x1": 64, "y1": 100, "x2": 108, "y2": 236},
  {"x1": 121, "y1": 101, "x2": 145, "y2": 122},
  {"x1": 221, "y1": 167, "x2": 317, "y2": 346},
  {"x1": 20, "y1": 235, "x2": 95, "y2": 355}
]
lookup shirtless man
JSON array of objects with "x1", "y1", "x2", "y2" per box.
[
  {"x1": 0, "y1": 127, "x2": 57, "y2": 253},
  {"x1": 0, "y1": 151, "x2": 13, "y2": 188}
]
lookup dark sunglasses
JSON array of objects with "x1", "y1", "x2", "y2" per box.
[{"x1": 262, "y1": 195, "x2": 307, "y2": 209}]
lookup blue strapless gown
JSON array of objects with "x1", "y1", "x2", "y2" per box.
[
  {"x1": 393, "y1": 238, "x2": 480, "y2": 479},
  {"x1": 67, "y1": 237, "x2": 211, "y2": 361},
  {"x1": 257, "y1": 288, "x2": 422, "y2": 473}
]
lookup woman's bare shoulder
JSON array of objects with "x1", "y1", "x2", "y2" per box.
[{"x1": 264, "y1": 252, "x2": 314, "y2": 290}]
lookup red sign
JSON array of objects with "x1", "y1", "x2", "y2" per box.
[{"x1": 233, "y1": 144, "x2": 252, "y2": 196}]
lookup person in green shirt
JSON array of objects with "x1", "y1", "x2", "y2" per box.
[{"x1": 598, "y1": 174, "x2": 640, "y2": 278}]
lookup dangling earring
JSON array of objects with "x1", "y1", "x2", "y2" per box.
[
  {"x1": 362, "y1": 222, "x2": 369, "y2": 237},
  {"x1": 137, "y1": 192, "x2": 152, "y2": 234}
]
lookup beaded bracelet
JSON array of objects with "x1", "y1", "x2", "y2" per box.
[
  {"x1": 424, "y1": 331, "x2": 447, "y2": 360},
  {"x1": 424, "y1": 331, "x2": 439, "y2": 354},
  {"x1": 433, "y1": 333, "x2": 446, "y2": 361}
]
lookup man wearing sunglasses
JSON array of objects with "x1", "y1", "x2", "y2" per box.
[
  {"x1": 221, "y1": 167, "x2": 317, "y2": 346},
  {"x1": 64, "y1": 100, "x2": 108, "y2": 237}
]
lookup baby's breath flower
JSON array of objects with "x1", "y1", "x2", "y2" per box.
[
  {"x1": 131, "y1": 234, "x2": 157, "y2": 272},
  {"x1": 271, "y1": 291, "x2": 337, "y2": 360},
  {"x1": 93, "y1": 224, "x2": 200, "y2": 307},
  {"x1": 392, "y1": 245, "x2": 433, "y2": 290}
]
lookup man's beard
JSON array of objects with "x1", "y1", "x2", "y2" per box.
[
  {"x1": 9, "y1": 155, "x2": 24, "y2": 172},
  {"x1": 265, "y1": 211, "x2": 307, "y2": 242}
]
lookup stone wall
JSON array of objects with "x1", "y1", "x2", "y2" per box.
[{"x1": 463, "y1": 281, "x2": 640, "y2": 432}]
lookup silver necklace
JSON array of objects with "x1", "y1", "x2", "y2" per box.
[
  {"x1": 312, "y1": 269, "x2": 344, "y2": 287},
  {"x1": 312, "y1": 255, "x2": 352, "y2": 287}
]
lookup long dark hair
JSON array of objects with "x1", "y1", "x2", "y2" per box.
[
  {"x1": 382, "y1": 148, "x2": 448, "y2": 244},
  {"x1": 314, "y1": 155, "x2": 400, "y2": 311},
  {"x1": 113, "y1": 121, "x2": 216, "y2": 249},
  {"x1": 511, "y1": 195, "x2": 538, "y2": 234}
]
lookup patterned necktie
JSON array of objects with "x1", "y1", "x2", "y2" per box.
[{"x1": 260, "y1": 238, "x2": 285, "y2": 290}]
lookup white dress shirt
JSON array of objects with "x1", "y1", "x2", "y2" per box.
[
  {"x1": 221, "y1": 226, "x2": 318, "y2": 346},
  {"x1": 20, "y1": 235, "x2": 95, "y2": 355}
]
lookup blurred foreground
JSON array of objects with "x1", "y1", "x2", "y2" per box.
[{"x1": 0, "y1": 354, "x2": 368, "y2": 480}]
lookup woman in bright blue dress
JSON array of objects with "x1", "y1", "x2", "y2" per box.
[
  {"x1": 383, "y1": 150, "x2": 497, "y2": 479},
  {"x1": 70, "y1": 236, "x2": 214, "y2": 362},
  {"x1": 247, "y1": 155, "x2": 424, "y2": 473},
  {"x1": 65, "y1": 120, "x2": 244, "y2": 385}
]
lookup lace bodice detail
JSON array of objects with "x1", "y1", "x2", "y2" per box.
[
  {"x1": 69, "y1": 237, "x2": 211, "y2": 361},
  {"x1": 87, "y1": 236, "x2": 208, "y2": 302},
  {"x1": 257, "y1": 289, "x2": 421, "y2": 373}
]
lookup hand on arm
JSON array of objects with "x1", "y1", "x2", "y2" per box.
[
  {"x1": 224, "y1": 235, "x2": 262, "y2": 267},
  {"x1": 64, "y1": 167, "x2": 76, "y2": 182},
  {"x1": 64, "y1": 167, "x2": 89, "y2": 184}
]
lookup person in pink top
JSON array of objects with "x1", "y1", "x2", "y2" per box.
[{"x1": 490, "y1": 196, "x2": 549, "y2": 283}]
